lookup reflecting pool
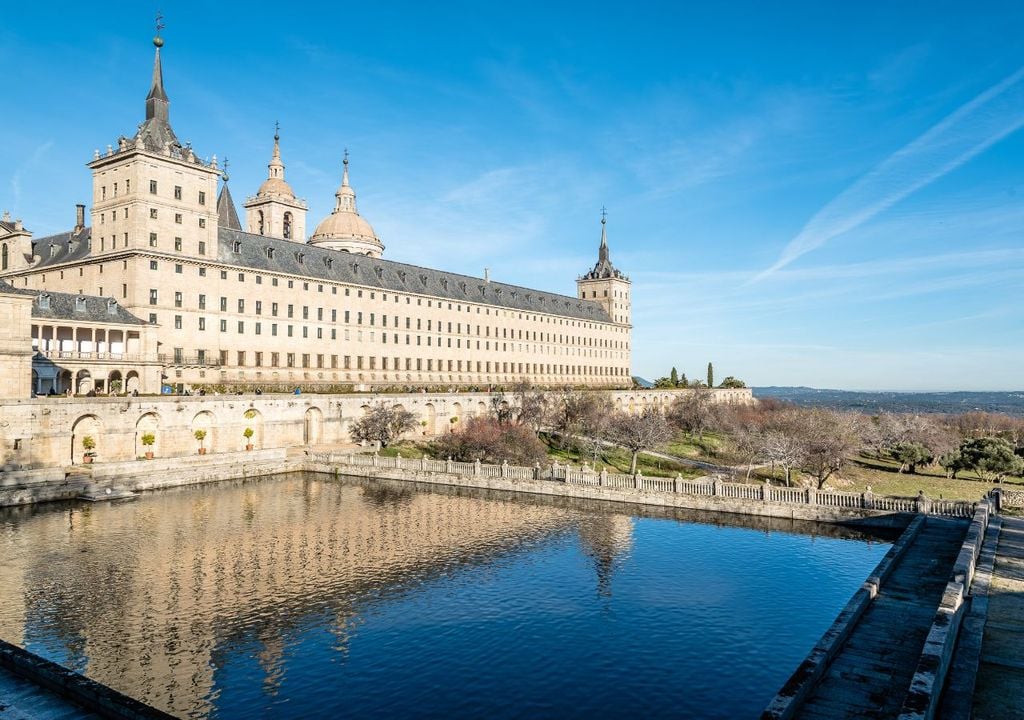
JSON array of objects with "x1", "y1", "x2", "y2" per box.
[{"x1": 0, "y1": 473, "x2": 894, "y2": 718}]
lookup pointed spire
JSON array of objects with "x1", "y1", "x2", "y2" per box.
[
  {"x1": 599, "y1": 206, "x2": 609, "y2": 263},
  {"x1": 335, "y1": 150, "x2": 356, "y2": 212},
  {"x1": 146, "y1": 15, "x2": 168, "y2": 115},
  {"x1": 136, "y1": 16, "x2": 179, "y2": 152},
  {"x1": 268, "y1": 122, "x2": 284, "y2": 177}
]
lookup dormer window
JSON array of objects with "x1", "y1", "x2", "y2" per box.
[
  {"x1": 233, "y1": 241, "x2": 242, "y2": 253},
  {"x1": 49, "y1": 244, "x2": 57, "y2": 258},
  {"x1": 38, "y1": 293, "x2": 50, "y2": 310},
  {"x1": 107, "y1": 298, "x2": 118, "y2": 315},
  {"x1": 266, "y1": 247, "x2": 275, "y2": 260},
  {"x1": 374, "y1": 267, "x2": 383, "y2": 280},
  {"x1": 324, "y1": 257, "x2": 333, "y2": 269},
  {"x1": 296, "y1": 252, "x2": 304, "y2": 264},
  {"x1": 75, "y1": 297, "x2": 86, "y2": 312}
]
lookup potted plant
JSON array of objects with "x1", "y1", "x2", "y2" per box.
[
  {"x1": 194, "y1": 429, "x2": 208, "y2": 455},
  {"x1": 243, "y1": 427, "x2": 254, "y2": 451},
  {"x1": 421, "y1": 420, "x2": 428, "y2": 437},
  {"x1": 81, "y1": 435, "x2": 96, "y2": 464},
  {"x1": 141, "y1": 432, "x2": 156, "y2": 460}
]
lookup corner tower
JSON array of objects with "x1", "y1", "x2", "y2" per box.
[
  {"x1": 308, "y1": 152, "x2": 384, "y2": 257},
  {"x1": 243, "y1": 125, "x2": 307, "y2": 241},
  {"x1": 577, "y1": 211, "x2": 631, "y2": 326},
  {"x1": 86, "y1": 29, "x2": 220, "y2": 259}
]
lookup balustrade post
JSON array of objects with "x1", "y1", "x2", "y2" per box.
[
  {"x1": 674, "y1": 473, "x2": 682, "y2": 493},
  {"x1": 862, "y1": 486, "x2": 874, "y2": 510},
  {"x1": 421, "y1": 456, "x2": 427, "y2": 471},
  {"x1": 600, "y1": 468, "x2": 608, "y2": 486},
  {"x1": 551, "y1": 462, "x2": 560, "y2": 482},
  {"x1": 915, "y1": 491, "x2": 932, "y2": 514},
  {"x1": 502, "y1": 459, "x2": 509, "y2": 478},
  {"x1": 635, "y1": 470, "x2": 643, "y2": 490},
  {"x1": 807, "y1": 487, "x2": 816, "y2": 505},
  {"x1": 534, "y1": 462, "x2": 541, "y2": 480},
  {"x1": 713, "y1": 476, "x2": 723, "y2": 496},
  {"x1": 474, "y1": 458, "x2": 482, "y2": 477},
  {"x1": 446, "y1": 456, "x2": 453, "y2": 474},
  {"x1": 371, "y1": 452, "x2": 379, "y2": 468},
  {"x1": 763, "y1": 481, "x2": 770, "y2": 502}
]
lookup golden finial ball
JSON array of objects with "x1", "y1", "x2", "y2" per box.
[{"x1": 153, "y1": 35, "x2": 164, "y2": 48}]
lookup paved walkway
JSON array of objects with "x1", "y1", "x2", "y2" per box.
[
  {"x1": 793, "y1": 517, "x2": 968, "y2": 720},
  {"x1": 971, "y1": 514, "x2": 1024, "y2": 720},
  {"x1": 0, "y1": 664, "x2": 100, "y2": 719}
]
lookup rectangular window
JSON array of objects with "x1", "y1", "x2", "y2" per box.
[
  {"x1": 271, "y1": 303, "x2": 279, "y2": 316},
  {"x1": 271, "y1": 352, "x2": 279, "y2": 367},
  {"x1": 199, "y1": 267, "x2": 206, "y2": 277},
  {"x1": 287, "y1": 325, "x2": 293, "y2": 337},
  {"x1": 198, "y1": 190, "x2": 206, "y2": 205},
  {"x1": 237, "y1": 299, "x2": 245, "y2": 313},
  {"x1": 174, "y1": 185, "x2": 182, "y2": 200},
  {"x1": 149, "y1": 180, "x2": 157, "y2": 194},
  {"x1": 255, "y1": 352, "x2": 263, "y2": 367},
  {"x1": 174, "y1": 291, "x2": 182, "y2": 308},
  {"x1": 175, "y1": 264, "x2": 182, "y2": 274},
  {"x1": 220, "y1": 319, "x2": 227, "y2": 332},
  {"x1": 198, "y1": 294, "x2": 206, "y2": 310},
  {"x1": 174, "y1": 315, "x2": 182, "y2": 329},
  {"x1": 149, "y1": 313, "x2": 157, "y2": 324},
  {"x1": 237, "y1": 351, "x2": 245, "y2": 366},
  {"x1": 287, "y1": 353, "x2": 295, "y2": 368},
  {"x1": 255, "y1": 301, "x2": 262, "y2": 315},
  {"x1": 149, "y1": 289, "x2": 158, "y2": 304},
  {"x1": 198, "y1": 317, "x2": 206, "y2": 330},
  {"x1": 287, "y1": 304, "x2": 294, "y2": 318},
  {"x1": 255, "y1": 322, "x2": 261, "y2": 335},
  {"x1": 149, "y1": 232, "x2": 157, "y2": 247},
  {"x1": 220, "y1": 297, "x2": 227, "y2": 312},
  {"x1": 302, "y1": 354, "x2": 310, "y2": 368},
  {"x1": 237, "y1": 321, "x2": 244, "y2": 333},
  {"x1": 198, "y1": 240, "x2": 205, "y2": 255},
  {"x1": 174, "y1": 213, "x2": 182, "y2": 224},
  {"x1": 150, "y1": 260, "x2": 158, "y2": 270},
  {"x1": 150, "y1": 208, "x2": 158, "y2": 219},
  {"x1": 199, "y1": 218, "x2": 206, "y2": 228}
]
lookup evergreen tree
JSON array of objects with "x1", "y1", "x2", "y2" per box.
[
  {"x1": 680, "y1": 373, "x2": 688, "y2": 388},
  {"x1": 707, "y1": 362, "x2": 714, "y2": 388},
  {"x1": 670, "y1": 367, "x2": 679, "y2": 386}
]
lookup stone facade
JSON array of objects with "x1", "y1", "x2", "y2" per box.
[
  {"x1": 0, "y1": 388, "x2": 751, "y2": 470},
  {"x1": 0, "y1": 35, "x2": 633, "y2": 393}
]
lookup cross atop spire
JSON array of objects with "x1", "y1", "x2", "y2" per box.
[
  {"x1": 221, "y1": 156, "x2": 230, "y2": 182},
  {"x1": 274, "y1": 120, "x2": 280, "y2": 141},
  {"x1": 600, "y1": 205, "x2": 608, "y2": 223}
]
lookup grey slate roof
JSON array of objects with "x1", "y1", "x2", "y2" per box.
[
  {"x1": 15, "y1": 226, "x2": 611, "y2": 324},
  {"x1": 218, "y1": 227, "x2": 612, "y2": 323},
  {"x1": 217, "y1": 183, "x2": 242, "y2": 230},
  {"x1": 0, "y1": 281, "x2": 147, "y2": 325}
]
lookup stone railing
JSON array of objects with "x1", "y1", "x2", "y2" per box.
[
  {"x1": 36, "y1": 350, "x2": 152, "y2": 362},
  {"x1": 322, "y1": 453, "x2": 978, "y2": 518}
]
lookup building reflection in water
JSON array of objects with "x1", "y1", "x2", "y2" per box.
[{"x1": 0, "y1": 473, "x2": 640, "y2": 716}]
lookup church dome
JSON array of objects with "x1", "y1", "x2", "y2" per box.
[
  {"x1": 255, "y1": 129, "x2": 296, "y2": 200},
  {"x1": 309, "y1": 154, "x2": 384, "y2": 257}
]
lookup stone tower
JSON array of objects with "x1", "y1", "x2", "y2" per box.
[
  {"x1": 0, "y1": 212, "x2": 34, "y2": 272},
  {"x1": 308, "y1": 153, "x2": 384, "y2": 257},
  {"x1": 576, "y1": 212, "x2": 631, "y2": 326},
  {"x1": 86, "y1": 32, "x2": 220, "y2": 260},
  {"x1": 243, "y1": 126, "x2": 308, "y2": 241}
]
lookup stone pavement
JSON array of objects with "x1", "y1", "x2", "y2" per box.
[
  {"x1": 0, "y1": 664, "x2": 101, "y2": 719},
  {"x1": 792, "y1": 517, "x2": 967, "y2": 720},
  {"x1": 971, "y1": 514, "x2": 1024, "y2": 720}
]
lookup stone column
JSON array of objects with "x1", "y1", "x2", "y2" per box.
[
  {"x1": 446, "y1": 456, "x2": 453, "y2": 474},
  {"x1": 501, "y1": 459, "x2": 509, "y2": 478},
  {"x1": 600, "y1": 468, "x2": 608, "y2": 487},
  {"x1": 474, "y1": 458, "x2": 481, "y2": 477},
  {"x1": 673, "y1": 473, "x2": 682, "y2": 493},
  {"x1": 635, "y1": 470, "x2": 643, "y2": 490},
  {"x1": 763, "y1": 482, "x2": 771, "y2": 502}
]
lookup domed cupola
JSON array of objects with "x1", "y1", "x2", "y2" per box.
[
  {"x1": 308, "y1": 151, "x2": 384, "y2": 257},
  {"x1": 243, "y1": 123, "x2": 308, "y2": 241}
]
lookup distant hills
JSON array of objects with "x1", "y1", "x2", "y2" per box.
[{"x1": 753, "y1": 387, "x2": 1024, "y2": 416}]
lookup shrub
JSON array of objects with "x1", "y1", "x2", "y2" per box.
[{"x1": 433, "y1": 416, "x2": 547, "y2": 466}]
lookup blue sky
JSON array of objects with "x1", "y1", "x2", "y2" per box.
[{"x1": 3, "y1": 2, "x2": 1023, "y2": 390}]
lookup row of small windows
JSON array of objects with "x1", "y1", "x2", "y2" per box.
[
  {"x1": 167, "y1": 348, "x2": 626, "y2": 377},
  {"x1": 99, "y1": 180, "x2": 205, "y2": 206}
]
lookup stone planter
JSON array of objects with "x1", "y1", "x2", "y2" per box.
[
  {"x1": 83, "y1": 455, "x2": 94, "y2": 464},
  {"x1": 198, "y1": 448, "x2": 207, "y2": 455},
  {"x1": 145, "y1": 451, "x2": 154, "y2": 460},
  {"x1": 245, "y1": 444, "x2": 254, "y2": 451}
]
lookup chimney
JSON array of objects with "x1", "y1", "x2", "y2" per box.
[
  {"x1": 75, "y1": 204, "x2": 85, "y2": 233},
  {"x1": 484, "y1": 267, "x2": 490, "y2": 283}
]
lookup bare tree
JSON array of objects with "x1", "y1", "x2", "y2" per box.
[
  {"x1": 350, "y1": 403, "x2": 418, "y2": 448},
  {"x1": 788, "y1": 408, "x2": 863, "y2": 489},
  {"x1": 666, "y1": 386, "x2": 719, "y2": 440},
  {"x1": 433, "y1": 415, "x2": 548, "y2": 466},
  {"x1": 761, "y1": 429, "x2": 806, "y2": 486},
  {"x1": 608, "y1": 408, "x2": 673, "y2": 475}
]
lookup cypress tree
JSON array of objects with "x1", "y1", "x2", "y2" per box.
[
  {"x1": 670, "y1": 367, "x2": 679, "y2": 386},
  {"x1": 707, "y1": 362, "x2": 714, "y2": 388}
]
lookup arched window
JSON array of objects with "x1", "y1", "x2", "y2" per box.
[
  {"x1": 283, "y1": 212, "x2": 292, "y2": 240},
  {"x1": 257, "y1": 210, "x2": 265, "y2": 235},
  {"x1": 1, "y1": 243, "x2": 7, "y2": 271}
]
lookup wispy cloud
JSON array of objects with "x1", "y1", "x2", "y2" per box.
[
  {"x1": 8, "y1": 140, "x2": 54, "y2": 214},
  {"x1": 753, "y1": 66, "x2": 1024, "y2": 282}
]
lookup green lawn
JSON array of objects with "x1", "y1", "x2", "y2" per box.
[
  {"x1": 542, "y1": 437, "x2": 704, "y2": 479},
  {"x1": 377, "y1": 441, "x2": 432, "y2": 459},
  {"x1": 747, "y1": 453, "x2": 1021, "y2": 501}
]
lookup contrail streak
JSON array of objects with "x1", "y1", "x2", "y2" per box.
[{"x1": 752, "y1": 66, "x2": 1024, "y2": 283}]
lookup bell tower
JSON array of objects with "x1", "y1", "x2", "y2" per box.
[
  {"x1": 243, "y1": 124, "x2": 308, "y2": 241},
  {"x1": 576, "y1": 210, "x2": 631, "y2": 326}
]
